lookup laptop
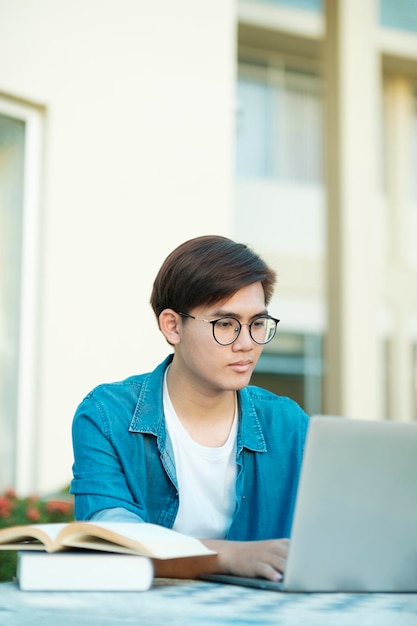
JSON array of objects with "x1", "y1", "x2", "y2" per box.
[{"x1": 202, "y1": 416, "x2": 417, "y2": 592}]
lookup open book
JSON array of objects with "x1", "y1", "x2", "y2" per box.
[{"x1": 0, "y1": 521, "x2": 215, "y2": 559}]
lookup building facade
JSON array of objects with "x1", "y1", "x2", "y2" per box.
[{"x1": 0, "y1": 0, "x2": 416, "y2": 495}]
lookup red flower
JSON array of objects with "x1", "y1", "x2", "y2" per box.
[
  {"x1": 0, "y1": 498, "x2": 12, "y2": 518},
  {"x1": 45, "y1": 500, "x2": 72, "y2": 515},
  {"x1": 26, "y1": 506, "x2": 41, "y2": 522}
]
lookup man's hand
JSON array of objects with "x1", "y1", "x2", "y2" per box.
[
  {"x1": 153, "y1": 539, "x2": 289, "y2": 581},
  {"x1": 209, "y1": 538, "x2": 289, "y2": 581}
]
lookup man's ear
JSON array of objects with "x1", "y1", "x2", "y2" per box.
[{"x1": 159, "y1": 309, "x2": 181, "y2": 345}]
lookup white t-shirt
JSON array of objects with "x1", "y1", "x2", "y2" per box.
[{"x1": 163, "y1": 371, "x2": 237, "y2": 539}]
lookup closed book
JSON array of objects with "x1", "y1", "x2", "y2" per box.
[{"x1": 17, "y1": 550, "x2": 154, "y2": 591}]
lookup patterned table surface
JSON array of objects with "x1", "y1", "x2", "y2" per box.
[{"x1": 1, "y1": 578, "x2": 417, "y2": 626}]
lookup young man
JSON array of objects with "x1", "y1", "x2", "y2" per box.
[{"x1": 71, "y1": 235, "x2": 309, "y2": 581}]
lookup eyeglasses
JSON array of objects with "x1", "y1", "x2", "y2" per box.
[{"x1": 178, "y1": 312, "x2": 280, "y2": 346}]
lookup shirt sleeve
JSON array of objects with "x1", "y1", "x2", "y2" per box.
[
  {"x1": 90, "y1": 507, "x2": 144, "y2": 522},
  {"x1": 70, "y1": 393, "x2": 148, "y2": 522}
]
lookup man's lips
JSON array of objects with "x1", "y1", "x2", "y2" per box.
[{"x1": 229, "y1": 360, "x2": 253, "y2": 373}]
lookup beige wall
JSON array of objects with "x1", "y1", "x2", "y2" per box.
[{"x1": 0, "y1": 0, "x2": 236, "y2": 493}]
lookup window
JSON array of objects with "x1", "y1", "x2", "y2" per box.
[
  {"x1": 0, "y1": 113, "x2": 25, "y2": 490},
  {"x1": 0, "y1": 98, "x2": 42, "y2": 493},
  {"x1": 380, "y1": 0, "x2": 417, "y2": 34},
  {"x1": 236, "y1": 59, "x2": 323, "y2": 183}
]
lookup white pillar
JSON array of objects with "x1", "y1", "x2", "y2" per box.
[
  {"x1": 324, "y1": 0, "x2": 381, "y2": 419},
  {"x1": 385, "y1": 77, "x2": 414, "y2": 421}
]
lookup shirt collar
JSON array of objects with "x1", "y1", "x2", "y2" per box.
[{"x1": 129, "y1": 354, "x2": 267, "y2": 453}]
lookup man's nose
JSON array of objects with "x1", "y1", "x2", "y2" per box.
[{"x1": 232, "y1": 323, "x2": 253, "y2": 349}]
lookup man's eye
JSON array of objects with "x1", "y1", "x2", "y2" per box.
[{"x1": 217, "y1": 319, "x2": 234, "y2": 328}]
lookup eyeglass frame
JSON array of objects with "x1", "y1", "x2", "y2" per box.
[{"x1": 177, "y1": 311, "x2": 280, "y2": 346}]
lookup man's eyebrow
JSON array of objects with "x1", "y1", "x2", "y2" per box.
[{"x1": 210, "y1": 308, "x2": 268, "y2": 319}]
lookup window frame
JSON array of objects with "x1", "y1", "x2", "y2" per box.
[{"x1": 0, "y1": 96, "x2": 43, "y2": 494}]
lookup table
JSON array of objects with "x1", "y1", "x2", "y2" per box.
[{"x1": 1, "y1": 578, "x2": 417, "y2": 625}]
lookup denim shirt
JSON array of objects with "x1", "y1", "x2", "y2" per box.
[{"x1": 71, "y1": 355, "x2": 309, "y2": 540}]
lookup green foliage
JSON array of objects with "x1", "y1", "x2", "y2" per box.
[{"x1": 0, "y1": 488, "x2": 74, "y2": 582}]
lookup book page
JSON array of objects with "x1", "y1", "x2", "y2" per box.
[
  {"x1": 60, "y1": 522, "x2": 216, "y2": 559},
  {"x1": 32, "y1": 523, "x2": 69, "y2": 541},
  {"x1": 0, "y1": 523, "x2": 69, "y2": 551}
]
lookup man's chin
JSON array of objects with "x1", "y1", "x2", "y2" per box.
[{"x1": 228, "y1": 373, "x2": 253, "y2": 391}]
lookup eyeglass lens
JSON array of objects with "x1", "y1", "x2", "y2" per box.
[{"x1": 213, "y1": 317, "x2": 277, "y2": 345}]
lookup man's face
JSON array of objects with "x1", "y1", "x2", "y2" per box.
[{"x1": 174, "y1": 281, "x2": 269, "y2": 395}]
